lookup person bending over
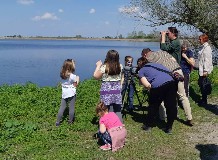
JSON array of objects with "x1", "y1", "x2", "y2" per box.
[
  {"x1": 141, "y1": 48, "x2": 193, "y2": 126},
  {"x1": 138, "y1": 57, "x2": 178, "y2": 134},
  {"x1": 96, "y1": 102, "x2": 127, "y2": 151}
]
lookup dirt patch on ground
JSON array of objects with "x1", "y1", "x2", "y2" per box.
[{"x1": 186, "y1": 98, "x2": 218, "y2": 160}]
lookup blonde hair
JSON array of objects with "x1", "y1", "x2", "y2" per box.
[
  {"x1": 96, "y1": 102, "x2": 108, "y2": 116},
  {"x1": 60, "y1": 59, "x2": 76, "y2": 80}
]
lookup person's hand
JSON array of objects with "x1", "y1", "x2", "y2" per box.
[
  {"x1": 96, "y1": 60, "x2": 102, "y2": 67},
  {"x1": 203, "y1": 71, "x2": 208, "y2": 77},
  {"x1": 73, "y1": 82, "x2": 78, "y2": 87},
  {"x1": 182, "y1": 53, "x2": 188, "y2": 59},
  {"x1": 160, "y1": 31, "x2": 167, "y2": 35}
]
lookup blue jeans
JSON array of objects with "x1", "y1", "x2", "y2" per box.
[
  {"x1": 122, "y1": 82, "x2": 134, "y2": 110},
  {"x1": 98, "y1": 130, "x2": 112, "y2": 145}
]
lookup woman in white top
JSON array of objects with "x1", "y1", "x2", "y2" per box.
[
  {"x1": 93, "y1": 50, "x2": 123, "y2": 122},
  {"x1": 56, "y1": 59, "x2": 79, "y2": 126},
  {"x1": 198, "y1": 34, "x2": 213, "y2": 105}
]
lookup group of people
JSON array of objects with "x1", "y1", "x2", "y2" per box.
[{"x1": 54, "y1": 27, "x2": 213, "y2": 151}]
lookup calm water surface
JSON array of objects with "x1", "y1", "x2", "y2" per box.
[{"x1": 0, "y1": 39, "x2": 160, "y2": 87}]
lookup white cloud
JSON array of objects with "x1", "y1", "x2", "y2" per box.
[
  {"x1": 58, "y1": 9, "x2": 64, "y2": 13},
  {"x1": 105, "y1": 21, "x2": 110, "y2": 25},
  {"x1": 89, "y1": 8, "x2": 95, "y2": 14},
  {"x1": 118, "y1": 6, "x2": 139, "y2": 14},
  {"x1": 17, "y1": 0, "x2": 34, "y2": 5},
  {"x1": 118, "y1": 6, "x2": 147, "y2": 18},
  {"x1": 32, "y1": 12, "x2": 59, "y2": 21}
]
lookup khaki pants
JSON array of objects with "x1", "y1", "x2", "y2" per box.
[{"x1": 159, "y1": 69, "x2": 192, "y2": 121}]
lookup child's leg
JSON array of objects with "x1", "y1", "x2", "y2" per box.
[
  {"x1": 128, "y1": 84, "x2": 134, "y2": 110},
  {"x1": 113, "y1": 104, "x2": 123, "y2": 123},
  {"x1": 68, "y1": 95, "x2": 76, "y2": 123},
  {"x1": 98, "y1": 130, "x2": 112, "y2": 145},
  {"x1": 56, "y1": 98, "x2": 67, "y2": 123}
]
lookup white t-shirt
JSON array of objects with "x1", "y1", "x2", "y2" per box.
[{"x1": 61, "y1": 73, "x2": 77, "y2": 99}]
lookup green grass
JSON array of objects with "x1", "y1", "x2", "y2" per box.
[{"x1": 0, "y1": 68, "x2": 218, "y2": 160}]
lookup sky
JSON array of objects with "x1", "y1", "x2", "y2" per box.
[{"x1": 0, "y1": 0, "x2": 163, "y2": 38}]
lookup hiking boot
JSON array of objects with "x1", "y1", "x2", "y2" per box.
[
  {"x1": 141, "y1": 124, "x2": 151, "y2": 131},
  {"x1": 100, "y1": 144, "x2": 111, "y2": 151},
  {"x1": 186, "y1": 120, "x2": 193, "y2": 127},
  {"x1": 198, "y1": 99, "x2": 207, "y2": 106}
]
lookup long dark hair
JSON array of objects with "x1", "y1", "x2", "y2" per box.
[{"x1": 104, "y1": 50, "x2": 121, "y2": 75}]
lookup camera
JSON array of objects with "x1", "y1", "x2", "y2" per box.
[
  {"x1": 160, "y1": 31, "x2": 169, "y2": 36},
  {"x1": 123, "y1": 66, "x2": 138, "y2": 80},
  {"x1": 123, "y1": 66, "x2": 137, "y2": 74}
]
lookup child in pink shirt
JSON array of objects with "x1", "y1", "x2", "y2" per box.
[{"x1": 96, "y1": 102, "x2": 126, "y2": 151}]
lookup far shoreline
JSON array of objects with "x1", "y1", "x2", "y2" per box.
[{"x1": 0, "y1": 37, "x2": 159, "y2": 42}]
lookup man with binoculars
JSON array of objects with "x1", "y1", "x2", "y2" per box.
[{"x1": 160, "y1": 27, "x2": 181, "y2": 65}]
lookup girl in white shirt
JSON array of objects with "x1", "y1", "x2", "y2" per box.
[{"x1": 56, "y1": 59, "x2": 79, "y2": 126}]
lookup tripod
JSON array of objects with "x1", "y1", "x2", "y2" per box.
[{"x1": 121, "y1": 75, "x2": 143, "y2": 116}]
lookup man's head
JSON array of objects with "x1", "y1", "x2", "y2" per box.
[
  {"x1": 167, "y1": 27, "x2": 178, "y2": 40},
  {"x1": 141, "y1": 48, "x2": 151, "y2": 58}
]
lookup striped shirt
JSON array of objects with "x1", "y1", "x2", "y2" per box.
[{"x1": 146, "y1": 50, "x2": 181, "y2": 72}]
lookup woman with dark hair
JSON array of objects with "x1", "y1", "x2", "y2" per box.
[
  {"x1": 93, "y1": 50, "x2": 123, "y2": 122},
  {"x1": 137, "y1": 57, "x2": 178, "y2": 134},
  {"x1": 198, "y1": 34, "x2": 213, "y2": 105}
]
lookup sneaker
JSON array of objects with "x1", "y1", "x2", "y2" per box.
[
  {"x1": 164, "y1": 128, "x2": 172, "y2": 134},
  {"x1": 100, "y1": 144, "x2": 111, "y2": 151},
  {"x1": 68, "y1": 121, "x2": 74, "y2": 125},
  {"x1": 68, "y1": 116, "x2": 75, "y2": 125},
  {"x1": 55, "y1": 122, "x2": 60, "y2": 127},
  {"x1": 141, "y1": 124, "x2": 151, "y2": 131}
]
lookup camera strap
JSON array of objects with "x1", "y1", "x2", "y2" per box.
[{"x1": 144, "y1": 64, "x2": 172, "y2": 75}]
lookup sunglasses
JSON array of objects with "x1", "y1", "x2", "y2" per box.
[{"x1": 127, "y1": 61, "x2": 132, "y2": 64}]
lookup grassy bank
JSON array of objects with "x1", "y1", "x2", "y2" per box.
[{"x1": 0, "y1": 68, "x2": 217, "y2": 159}]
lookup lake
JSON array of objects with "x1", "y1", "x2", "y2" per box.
[{"x1": 0, "y1": 39, "x2": 160, "y2": 87}]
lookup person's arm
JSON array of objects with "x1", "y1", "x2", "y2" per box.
[
  {"x1": 73, "y1": 75, "x2": 80, "y2": 87},
  {"x1": 160, "y1": 31, "x2": 167, "y2": 44},
  {"x1": 140, "y1": 77, "x2": 151, "y2": 90},
  {"x1": 120, "y1": 72, "x2": 124, "y2": 86},
  {"x1": 99, "y1": 123, "x2": 107, "y2": 134},
  {"x1": 93, "y1": 60, "x2": 103, "y2": 80},
  {"x1": 203, "y1": 46, "x2": 213, "y2": 76},
  {"x1": 182, "y1": 52, "x2": 195, "y2": 67}
]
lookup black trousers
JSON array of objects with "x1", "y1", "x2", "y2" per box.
[
  {"x1": 146, "y1": 81, "x2": 178, "y2": 128},
  {"x1": 198, "y1": 76, "x2": 208, "y2": 102}
]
